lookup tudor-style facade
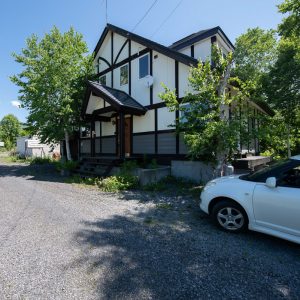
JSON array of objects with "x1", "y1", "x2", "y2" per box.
[{"x1": 79, "y1": 24, "x2": 272, "y2": 162}]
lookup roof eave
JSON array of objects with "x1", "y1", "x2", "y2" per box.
[{"x1": 94, "y1": 23, "x2": 198, "y2": 67}]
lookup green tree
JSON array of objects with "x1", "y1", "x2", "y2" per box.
[
  {"x1": 0, "y1": 114, "x2": 22, "y2": 150},
  {"x1": 160, "y1": 45, "x2": 249, "y2": 174},
  {"x1": 233, "y1": 27, "x2": 278, "y2": 99},
  {"x1": 262, "y1": 0, "x2": 300, "y2": 157},
  {"x1": 278, "y1": 0, "x2": 300, "y2": 37},
  {"x1": 11, "y1": 26, "x2": 94, "y2": 160}
]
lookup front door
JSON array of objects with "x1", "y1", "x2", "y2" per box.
[{"x1": 117, "y1": 117, "x2": 131, "y2": 157}]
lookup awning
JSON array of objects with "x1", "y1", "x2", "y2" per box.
[{"x1": 82, "y1": 81, "x2": 147, "y2": 119}]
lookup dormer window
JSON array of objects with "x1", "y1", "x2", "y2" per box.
[{"x1": 139, "y1": 54, "x2": 149, "y2": 79}]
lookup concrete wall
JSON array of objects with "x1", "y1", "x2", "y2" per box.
[{"x1": 171, "y1": 160, "x2": 215, "y2": 184}]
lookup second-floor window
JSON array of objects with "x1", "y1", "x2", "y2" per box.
[
  {"x1": 99, "y1": 75, "x2": 106, "y2": 85},
  {"x1": 120, "y1": 64, "x2": 128, "y2": 85},
  {"x1": 139, "y1": 54, "x2": 149, "y2": 79}
]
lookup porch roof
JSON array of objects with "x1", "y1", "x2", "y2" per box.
[{"x1": 82, "y1": 81, "x2": 147, "y2": 118}]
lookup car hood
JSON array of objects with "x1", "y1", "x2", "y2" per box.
[{"x1": 208, "y1": 175, "x2": 243, "y2": 184}]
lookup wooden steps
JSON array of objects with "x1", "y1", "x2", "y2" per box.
[{"x1": 73, "y1": 157, "x2": 122, "y2": 178}]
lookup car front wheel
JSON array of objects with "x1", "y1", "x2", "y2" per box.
[{"x1": 212, "y1": 200, "x2": 248, "y2": 232}]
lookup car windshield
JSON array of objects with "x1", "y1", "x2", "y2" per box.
[{"x1": 240, "y1": 159, "x2": 300, "y2": 183}]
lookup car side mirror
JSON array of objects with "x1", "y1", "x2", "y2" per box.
[{"x1": 266, "y1": 177, "x2": 277, "y2": 188}]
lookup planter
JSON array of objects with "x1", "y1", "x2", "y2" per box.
[
  {"x1": 136, "y1": 167, "x2": 171, "y2": 186},
  {"x1": 171, "y1": 160, "x2": 215, "y2": 184}
]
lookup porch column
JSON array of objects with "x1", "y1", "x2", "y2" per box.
[
  {"x1": 119, "y1": 112, "x2": 125, "y2": 159},
  {"x1": 90, "y1": 120, "x2": 95, "y2": 157}
]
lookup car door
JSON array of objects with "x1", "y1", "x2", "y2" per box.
[{"x1": 252, "y1": 165, "x2": 300, "y2": 236}]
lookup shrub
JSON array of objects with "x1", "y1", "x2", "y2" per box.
[
  {"x1": 120, "y1": 160, "x2": 138, "y2": 174},
  {"x1": 55, "y1": 160, "x2": 79, "y2": 171},
  {"x1": 148, "y1": 158, "x2": 158, "y2": 169},
  {"x1": 98, "y1": 174, "x2": 139, "y2": 192},
  {"x1": 30, "y1": 156, "x2": 52, "y2": 165},
  {"x1": 65, "y1": 175, "x2": 98, "y2": 185}
]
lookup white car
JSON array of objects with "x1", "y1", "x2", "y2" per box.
[{"x1": 200, "y1": 155, "x2": 300, "y2": 244}]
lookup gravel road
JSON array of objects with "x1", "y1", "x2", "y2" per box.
[{"x1": 0, "y1": 163, "x2": 299, "y2": 299}]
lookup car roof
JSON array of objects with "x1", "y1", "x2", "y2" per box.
[{"x1": 291, "y1": 155, "x2": 300, "y2": 161}]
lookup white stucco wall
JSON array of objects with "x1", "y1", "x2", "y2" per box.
[
  {"x1": 132, "y1": 110, "x2": 155, "y2": 133},
  {"x1": 178, "y1": 63, "x2": 192, "y2": 98},
  {"x1": 131, "y1": 56, "x2": 151, "y2": 106},
  {"x1": 194, "y1": 38, "x2": 211, "y2": 62},
  {"x1": 113, "y1": 34, "x2": 128, "y2": 64},
  {"x1": 113, "y1": 63, "x2": 129, "y2": 94},
  {"x1": 131, "y1": 41, "x2": 146, "y2": 56},
  {"x1": 216, "y1": 34, "x2": 232, "y2": 55},
  {"x1": 95, "y1": 32, "x2": 112, "y2": 72},
  {"x1": 102, "y1": 121, "x2": 115, "y2": 136},
  {"x1": 179, "y1": 47, "x2": 192, "y2": 56},
  {"x1": 152, "y1": 52, "x2": 175, "y2": 104},
  {"x1": 86, "y1": 94, "x2": 105, "y2": 114}
]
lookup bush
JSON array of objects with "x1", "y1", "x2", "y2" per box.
[
  {"x1": 120, "y1": 160, "x2": 138, "y2": 174},
  {"x1": 65, "y1": 175, "x2": 98, "y2": 185},
  {"x1": 30, "y1": 156, "x2": 52, "y2": 165},
  {"x1": 98, "y1": 174, "x2": 139, "y2": 192},
  {"x1": 55, "y1": 160, "x2": 79, "y2": 171}
]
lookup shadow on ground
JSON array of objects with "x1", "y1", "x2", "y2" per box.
[
  {"x1": 72, "y1": 204, "x2": 300, "y2": 299},
  {"x1": 0, "y1": 163, "x2": 65, "y2": 183}
]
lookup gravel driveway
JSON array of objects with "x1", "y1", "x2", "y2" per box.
[{"x1": 0, "y1": 163, "x2": 299, "y2": 299}]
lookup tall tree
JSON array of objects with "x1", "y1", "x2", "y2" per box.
[
  {"x1": 278, "y1": 0, "x2": 300, "y2": 37},
  {"x1": 262, "y1": 0, "x2": 300, "y2": 157},
  {"x1": 11, "y1": 27, "x2": 94, "y2": 160},
  {"x1": 233, "y1": 27, "x2": 278, "y2": 99},
  {"x1": 0, "y1": 114, "x2": 22, "y2": 150},
  {"x1": 160, "y1": 45, "x2": 248, "y2": 175}
]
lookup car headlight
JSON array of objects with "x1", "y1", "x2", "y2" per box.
[{"x1": 203, "y1": 181, "x2": 216, "y2": 191}]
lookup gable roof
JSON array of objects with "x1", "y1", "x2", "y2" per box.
[
  {"x1": 169, "y1": 26, "x2": 235, "y2": 51},
  {"x1": 82, "y1": 81, "x2": 147, "y2": 117},
  {"x1": 93, "y1": 24, "x2": 198, "y2": 67}
]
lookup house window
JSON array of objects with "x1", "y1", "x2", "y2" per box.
[
  {"x1": 139, "y1": 54, "x2": 149, "y2": 79},
  {"x1": 120, "y1": 64, "x2": 129, "y2": 86},
  {"x1": 99, "y1": 75, "x2": 106, "y2": 85},
  {"x1": 179, "y1": 103, "x2": 191, "y2": 123},
  {"x1": 97, "y1": 58, "x2": 101, "y2": 73},
  {"x1": 81, "y1": 125, "x2": 91, "y2": 138}
]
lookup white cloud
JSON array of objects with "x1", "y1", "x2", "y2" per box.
[{"x1": 11, "y1": 100, "x2": 21, "y2": 108}]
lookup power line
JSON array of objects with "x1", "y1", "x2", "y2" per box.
[
  {"x1": 150, "y1": 0, "x2": 184, "y2": 38},
  {"x1": 105, "y1": 0, "x2": 108, "y2": 24},
  {"x1": 132, "y1": 0, "x2": 159, "y2": 32}
]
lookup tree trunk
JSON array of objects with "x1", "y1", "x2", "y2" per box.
[
  {"x1": 287, "y1": 124, "x2": 291, "y2": 158},
  {"x1": 215, "y1": 62, "x2": 232, "y2": 177},
  {"x1": 64, "y1": 130, "x2": 72, "y2": 161}
]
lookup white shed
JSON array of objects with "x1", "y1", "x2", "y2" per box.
[{"x1": 16, "y1": 136, "x2": 60, "y2": 158}]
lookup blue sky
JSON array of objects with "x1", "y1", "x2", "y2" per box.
[{"x1": 0, "y1": 0, "x2": 282, "y2": 123}]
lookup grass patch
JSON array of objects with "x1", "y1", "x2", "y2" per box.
[
  {"x1": 64, "y1": 175, "x2": 98, "y2": 186},
  {"x1": 143, "y1": 175, "x2": 203, "y2": 198},
  {"x1": 97, "y1": 174, "x2": 139, "y2": 192},
  {"x1": 30, "y1": 157, "x2": 53, "y2": 165}
]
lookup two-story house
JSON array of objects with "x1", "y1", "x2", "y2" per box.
[{"x1": 78, "y1": 24, "x2": 272, "y2": 163}]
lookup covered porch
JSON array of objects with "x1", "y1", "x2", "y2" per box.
[{"x1": 79, "y1": 81, "x2": 147, "y2": 160}]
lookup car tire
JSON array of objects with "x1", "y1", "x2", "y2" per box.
[{"x1": 212, "y1": 200, "x2": 248, "y2": 233}]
